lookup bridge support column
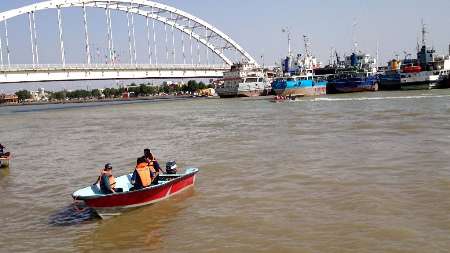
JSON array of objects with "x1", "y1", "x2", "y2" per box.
[
  {"x1": 205, "y1": 25, "x2": 209, "y2": 65},
  {"x1": 83, "y1": 3, "x2": 91, "y2": 65},
  {"x1": 171, "y1": 13, "x2": 175, "y2": 64},
  {"x1": 189, "y1": 20, "x2": 193, "y2": 65},
  {"x1": 126, "y1": 8, "x2": 133, "y2": 65},
  {"x1": 0, "y1": 33, "x2": 3, "y2": 66},
  {"x1": 32, "y1": 12, "x2": 39, "y2": 65},
  {"x1": 28, "y1": 12, "x2": 36, "y2": 66},
  {"x1": 146, "y1": 14, "x2": 151, "y2": 64},
  {"x1": 57, "y1": 7, "x2": 66, "y2": 67},
  {"x1": 105, "y1": 3, "x2": 115, "y2": 64},
  {"x1": 164, "y1": 23, "x2": 168, "y2": 63},
  {"x1": 4, "y1": 20, "x2": 11, "y2": 66},
  {"x1": 131, "y1": 9, "x2": 137, "y2": 65},
  {"x1": 152, "y1": 6, "x2": 157, "y2": 65}
]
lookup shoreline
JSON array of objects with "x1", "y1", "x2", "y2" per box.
[{"x1": 0, "y1": 95, "x2": 218, "y2": 108}]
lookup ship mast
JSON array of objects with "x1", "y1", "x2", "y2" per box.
[
  {"x1": 421, "y1": 19, "x2": 427, "y2": 47},
  {"x1": 303, "y1": 35, "x2": 311, "y2": 57},
  {"x1": 352, "y1": 18, "x2": 358, "y2": 53},
  {"x1": 282, "y1": 28, "x2": 291, "y2": 57}
]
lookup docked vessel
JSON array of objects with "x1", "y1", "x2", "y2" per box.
[
  {"x1": 73, "y1": 167, "x2": 199, "y2": 218},
  {"x1": 216, "y1": 63, "x2": 271, "y2": 98},
  {"x1": 272, "y1": 35, "x2": 327, "y2": 97},
  {"x1": 327, "y1": 52, "x2": 379, "y2": 94},
  {"x1": 380, "y1": 23, "x2": 450, "y2": 90},
  {"x1": 272, "y1": 72, "x2": 327, "y2": 97}
]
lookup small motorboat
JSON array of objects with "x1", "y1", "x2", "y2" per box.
[
  {"x1": 73, "y1": 167, "x2": 199, "y2": 218},
  {"x1": 0, "y1": 152, "x2": 11, "y2": 168}
]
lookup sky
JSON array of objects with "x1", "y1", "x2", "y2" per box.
[{"x1": 0, "y1": 0, "x2": 450, "y2": 92}]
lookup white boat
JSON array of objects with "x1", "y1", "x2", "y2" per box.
[{"x1": 216, "y1": 63, "x2": 271, "y2": 98}]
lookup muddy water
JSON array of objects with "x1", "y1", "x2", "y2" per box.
[{"x1": 0, "y1": 90, "x2": 449, "y2": 252}]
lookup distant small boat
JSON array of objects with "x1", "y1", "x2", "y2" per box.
[
  {"x1": 72, "y1": 168, "x2": 199, "y2": 219},
  {"x1": 0, "y1": 152, "x2": 11, "y2": 168}
]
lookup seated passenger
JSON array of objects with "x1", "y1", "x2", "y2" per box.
[
  {"x1": 97, "y1": 163, "x2": 122, "y2": 194},
  {"x1": 143, "y1": 149, "x2": 163, "y2": 185},
  {"x1": 131, "y1": 157, "x2": 155, "y2": 190},
  {"x1": 0, "y1": 144, "x2": 5, "y2": 157}
]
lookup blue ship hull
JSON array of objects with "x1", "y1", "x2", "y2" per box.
[
  {"x1": 379, "y1": 73, "x2": 401, "y2": 90},
  {"x1": 272, "y1": 78, "x2": 327, "y2": 97},
  {"x1": 327, "y1": 75, "x2": 379, "y2": 94}
]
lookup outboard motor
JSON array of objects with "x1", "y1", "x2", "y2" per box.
[{"x1": 166, "y1": 161, "x2": 177, "y2": 174}]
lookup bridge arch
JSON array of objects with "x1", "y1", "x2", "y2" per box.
[{"x1": 0, "y1": 0, "x2": 258, "y2": 66}]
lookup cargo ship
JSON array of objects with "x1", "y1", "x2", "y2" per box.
[
  {"x1": 272, "y1": 35, "x2": 327, "y2": 97},
  {"x1": 326, "y1": 52, "x2": 379, "y2": 94},
  {"x1": 216, "y1": 63, "x2": 271, "y2": 98},
  {"x1": 380, "y1": 23, "x2": 450, "y2": 90}
]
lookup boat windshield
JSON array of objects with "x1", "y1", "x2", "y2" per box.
[{"x1": 245, "y1": 78, "x2": 258, "y2": 83}]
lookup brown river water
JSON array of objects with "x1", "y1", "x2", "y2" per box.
[{"x1": 0, "y1": 90, "x2": 449, "y2": 252}]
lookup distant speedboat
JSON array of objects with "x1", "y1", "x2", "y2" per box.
[
  {"x1": 72, "y1": 168, "x2": 199, "y2": 219},
  {"x1": 0, "y1": 152, "x2": 11, "y2": 168}
]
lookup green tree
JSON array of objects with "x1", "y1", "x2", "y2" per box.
[
  {"x1": 15, "y1": 90, "x2": 32, "y2": 102},
  {"x1": 50, "y1": 91, "x2": 66, "y2": 101},
  {"x1": 91, "y1": 89, "x2": 102, "y2": 98}
]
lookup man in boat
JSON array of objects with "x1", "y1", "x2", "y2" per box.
[
  {"x1": 97, "y1": 163, "x2": 121, "y2": 194},
  {"x1": 131, "y1": 157, "x2": 155, "y2": 190},
  {"x1": 143, "y1": 148, "x2": 164, "y2": 185},
  {"x1": 0, "y1": 144, "x2": 5, "y2": 157}
]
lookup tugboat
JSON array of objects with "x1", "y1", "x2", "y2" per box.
[
  {"x1": 271, "y1": 35, "x2": 327, "y2": 97},
  {"x1": 216, "y1": 63, "x2": 271, "y2": 98},
  {"x1": 327, "y1": 52, "x2": 379, "y2": 94}
]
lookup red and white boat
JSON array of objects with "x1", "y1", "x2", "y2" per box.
[
  {"x1": 0, "y1": 152, "x2": 11, "y2": 168},
  {"x1": 72, "y1": 168, "x2": 199, "y2": 218}
]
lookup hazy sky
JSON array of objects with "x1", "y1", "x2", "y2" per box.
[{"x1": 0, "y1": 0, "x2": 450, "y2": 91}]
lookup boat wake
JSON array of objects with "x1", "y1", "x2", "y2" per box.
[
  {"x1": 312, "y1": 94, "x2": 450, "y2": 102},
  {"x1": 48, "y1": 202, "x2": 99, "y2": 226}
]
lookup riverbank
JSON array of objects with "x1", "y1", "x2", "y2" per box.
[{"x1": 0, "y1": 95, "x2": 217, "y2": 108}]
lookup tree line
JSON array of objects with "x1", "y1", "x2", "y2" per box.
[{"x1": 14, "y1": 81, "x2": 213, "y2": 101}]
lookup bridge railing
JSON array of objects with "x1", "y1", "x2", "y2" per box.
[{"x1": 0, "y1": 64, "x2": 231, "y2": 72}]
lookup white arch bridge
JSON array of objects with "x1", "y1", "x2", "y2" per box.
[{"x1": 0, "y1": 0, "x2": 258, "y2": 84}]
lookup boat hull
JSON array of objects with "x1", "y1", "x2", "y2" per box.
[
  {"x1": 327, "y1": 76, "x2": 379, "y2": 94},
  {"x1": 216, "y1": 83, "x2": 269, "y2": 98},
  {"x1": 433, "y1": 75, "x2": 450, "y2": 89},
  {"x1": 73, "y1": 168, "x2": 198, "y2": 218},
  {"x1": 0, "y1": 154, "x2": 11, "y2": 168},
  {"x1": 273, "y1": 86, "x2": 326, "y2": 96},
  {"x1": 272, "y1": 79, "x2": 327, "y2": 97}
]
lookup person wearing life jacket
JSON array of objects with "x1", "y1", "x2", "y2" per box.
[
  {"x1": 143, "y1": 148, "x2": 164, "y2": 185},
  {"x1": 0, "y1": 144, "x2": 5, "y2": 157},
  {"x1": 97, "y1": 163, "x2": 118, "y2": 194},
  {"x1": 131, "y1": 157, "x2": 156, "y2": 190}
]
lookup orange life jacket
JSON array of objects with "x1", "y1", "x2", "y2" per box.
[
  {"x1": 99, "y1": 170, "x2": 116, "y2": 189},
  {"x1": 136, "y1": 163, "x2": 152, "y2": 187}
]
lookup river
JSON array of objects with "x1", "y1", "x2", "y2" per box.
[{"x1": 0, "y1": 89, "x2": 449, "y2": 252}]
